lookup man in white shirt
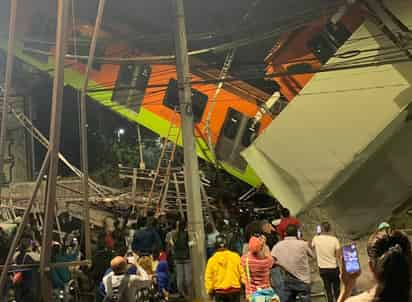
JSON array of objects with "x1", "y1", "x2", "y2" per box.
[
  {"x1": 102, "y1": 256, "x2": 151, "y2": 302},
  {"x1": 311, "y1": 222, "x2": 341, "y2": 302},
  {"x1": 272, "y1": 224, "x2": 314, "y2": 302}
]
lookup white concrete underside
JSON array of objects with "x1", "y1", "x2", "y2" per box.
[{"x1": 243, "y1": 0, "x2": 412, "y2": 234}]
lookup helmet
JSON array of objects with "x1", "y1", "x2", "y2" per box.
[{"x1": 215, "y1": 235, "x2": 227, "y2": 250}]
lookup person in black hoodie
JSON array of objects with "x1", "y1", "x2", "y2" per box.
[
  {"x1": 172, "y1": 219, "x2": 192, "y2": 298},
  {"x1": 14, "y1": 238, "x2": 40, "y2": 302},
  {"x1": 0, "y1": 227, "x2": 9, "y2": 264},
  {"x1": 92, "y1": 233, "x2": 116, "y2": 286}
]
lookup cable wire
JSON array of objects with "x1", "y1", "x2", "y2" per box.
[{"x1": 20, "y1": 3, "x2": 345, "y2": 65}]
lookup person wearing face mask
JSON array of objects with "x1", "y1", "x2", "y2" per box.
[{"x1": 338, "y1": 229, "x2": 412, "y2": 302}]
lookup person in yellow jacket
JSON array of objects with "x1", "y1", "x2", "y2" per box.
[{"x1": 205, "y1": 235, "x2": 245, "y2": 302}]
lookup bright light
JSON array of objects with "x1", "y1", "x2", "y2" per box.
[{"x1": 116, "y1": 128, "x2": 126, "y2": 142}]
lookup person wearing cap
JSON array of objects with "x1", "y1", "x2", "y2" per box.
[
  {"x1": 101, "y1": 256, "x2": 151, "y2": 302},
  {"x1": 205, "y1": 235, "x2": 245, "y2": 302},
  {"x1": 51, "y1": 241, "x2": 75, "y2": 291},
  {"x1": 241, "y1": 236, "x2": 279, "y2": 302},
  {"x1": 377, "y1": 222, "x2": 391, "y2": 232}
]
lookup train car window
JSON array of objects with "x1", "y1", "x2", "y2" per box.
[
  {"x1": 111, "y1": 64, "x2": 151, "y2": 113},
  {"x1": 308, "y1": 21, "x2": 351, "y2": 64},
  {"x1": 326, "y1": 21, "x2": 351, "y2": 48},
  {"x1": 242, "y1": 120, "x2": 260, "y2": 147},
  {"x1": 215, "y1": 108, "x2": 251, "y2": 172},
  {"x1": 286, "y1": 63, "x2": 313, "y2": 74},
  {"x1": 270, "y1": 95, "x2": 289, "y2": 116},
  {"x1": 223, "y1": 109, "x2": 242, "y2": 140},
  {"x1": 307, "y1": 32, "x2": 337, "y2": 64},
  {"x1": 163, "y1": 79, "x2": 208, "y2": 124}
]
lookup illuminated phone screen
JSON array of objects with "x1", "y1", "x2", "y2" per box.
[{"x1": 342, "y1": 244, "x2": 361, "y2": 273}]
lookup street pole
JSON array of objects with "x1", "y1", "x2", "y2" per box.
[
  {"x1": 79, "y1": 0, "x2": 106, "y2": 261},
  {"x1": 172, "y1": 0, "x2": 207, "y2": 300},
  {"x1": 0, "y1": 0, "x2": 18, "y2": 201},
  {"x1": 39, "y1": 0, "x2": 70, "y2": 300}
]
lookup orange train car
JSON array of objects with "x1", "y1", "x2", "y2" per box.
[
  {"x1": 265, "y1": 2, "x2": 367, "y2": 101},
  {"x1": 2, "y1": 3, "x2": 367, "y2": 186}
]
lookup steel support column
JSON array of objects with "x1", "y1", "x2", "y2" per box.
[
  {"x1": 172, "y1": 0, "x2": 207, "y2": 300},
  {"x1": 39, "y1": 0, "x2": 70, "y2": 300},
  {"x1": 79, "y1": 0, "x2": 106, "y2": 261}
]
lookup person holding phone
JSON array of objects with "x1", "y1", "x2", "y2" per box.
[
  {"x1": 311, "y1": 221, "x2": 341, "y2": 302},
  {"x1": 338, "y1": 229, "x2": 412, "y2": 302}
]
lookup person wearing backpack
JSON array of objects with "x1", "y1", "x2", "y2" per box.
[{"x1": 102, "y1": 256, "x2": 151, "y2": 302}]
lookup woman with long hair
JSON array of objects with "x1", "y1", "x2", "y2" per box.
[{"x1": 338, "y1": 229, "x2": 412, "y2": 302}]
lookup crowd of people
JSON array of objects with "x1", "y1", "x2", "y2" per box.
[
  {"x1": 0, "y1": 207, "x2": 411, "y2": 302},
  {"x1": 203, "y1": 210, "x2": 412, "y2": 302}
]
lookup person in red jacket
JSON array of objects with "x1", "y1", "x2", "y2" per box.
[{"x1": 277, "y1": 208, "x2": 301, "y2": 240}]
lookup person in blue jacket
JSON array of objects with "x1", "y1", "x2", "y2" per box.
[
  {"x1": 132, "y1": 218, "x2": 162, "y2": 256},
  {"x1": 156, "y1": 260, "x2": 171, "y2": 298},
  {"x1": 51, "y1": 242, "x2": 76, "y2": 290}
]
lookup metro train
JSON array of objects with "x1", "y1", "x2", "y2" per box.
[{"x1": 0, "y1": 2, "x2": 366, "y2": 186}]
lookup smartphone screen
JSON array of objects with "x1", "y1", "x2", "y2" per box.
[
  {"x1": 342, "y1": 244, "x2": 361, "y2": 274},
  {"x1": 316, "y1": 225, "x2": 322, "y2": 235}
]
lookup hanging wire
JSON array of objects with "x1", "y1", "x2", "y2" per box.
[
  {"x1": 19, "y1": 2, "x2": 347, "y2": 65},
  {"x1": 84, "y1": 43, "x2": 412, "y2": 94}
]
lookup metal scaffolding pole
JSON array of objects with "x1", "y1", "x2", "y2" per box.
[
  {"x1": 0, "y1": 151, "x2": 50, "y2": 296},
  {"x1": 0, "y1": 0, "x2": 17, "y2": 201},
  {"x1": 172, "y1": 0, "x2": 207, "y2": 300},
  {"x1": 39, "y1": 0, "x2": 70, "y2": 300},
  {"x1": 79, "y1": 0, "x2": 106, "y2": 261}
]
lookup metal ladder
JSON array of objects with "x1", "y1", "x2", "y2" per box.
[
  {"x1": 147, "y1": 110, "x2": 181, "y2": 210},
  {"x1": 9, "y1": 105, "x2": 109, "y2": 197},
  {"x1": 204, "y1": 48, "x2": 236, "y2": 156},
  {"x1": 160, "y1": 170, "x2": 216, "y2": 227}
]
